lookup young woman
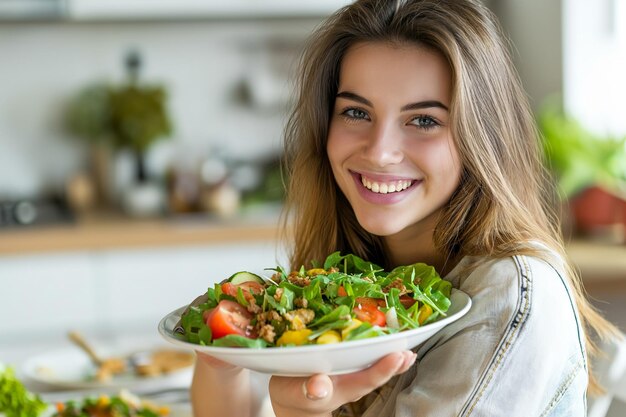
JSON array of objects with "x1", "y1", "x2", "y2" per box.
[{"x1": 192, "y1": 0, "x2": 617, "y2": 416}]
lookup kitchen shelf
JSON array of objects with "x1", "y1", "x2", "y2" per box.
[
  {"x1": 0, "y1": 0, "x2": 353, "y2": 21},
  {"x1": 65, "y1": 0, "x2": 353, "y2": 20}
]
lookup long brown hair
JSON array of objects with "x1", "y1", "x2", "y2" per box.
[{"x1": 281, "y1": 0, "x2": 617, "y2": 392}]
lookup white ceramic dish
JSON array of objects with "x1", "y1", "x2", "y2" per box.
[
  {"x1": 21, "y1": 346, "x2": 193, "y2": 392},
  {"x1": 158, "y1": 289, "x2": 471, "y2": 376}
]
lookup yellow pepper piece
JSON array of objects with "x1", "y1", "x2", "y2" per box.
[
  {"x1": 290, "y1": 315, "x2": 306, "y2": 330},
  {"x1": 276, "y1": 329, "x2": 313, "y2": 346},
  {"x1": 158, "y1": 405, "x2": 171, "y2": 416},
  {"x1": 418, "y1": 304, "x2": 433, "y2": 325},
  {"x1": 341, "y1": 319, "x2": 363, "y2": 340},
  {"x1": 97, "y1": 395, "x2": 110, "y2": 408},
  {"x1": 306, "y1": 268, "x2": 327, "y2": 276},
  {"x1": 316, "y1": 330, "x2": 342, "y2": 344}
]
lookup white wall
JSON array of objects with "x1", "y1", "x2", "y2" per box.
[
  {"x1": 490, "y1": 0, "x2": 563, "y2": 112},
  {"x1": 563, "y1": 0, "x2": 626, "y2": 136},
  {"x1": 0, "y1": 19, "x2": 319, "y2": 198}
]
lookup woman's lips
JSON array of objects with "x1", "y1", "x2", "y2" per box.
[{"x1": 350, "y1": 171, "x2": 419, "y2": 205}]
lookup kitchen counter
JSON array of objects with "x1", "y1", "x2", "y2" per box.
[
  {"x1": 566, "y1": 239, "x2": 626, "y2": 293},
  {"x1": 0, "y1": 210, "x2": 281, "y2": 255}
]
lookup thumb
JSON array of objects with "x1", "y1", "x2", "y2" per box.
[{"x1": 302, "y1": 374, "x2": 334, "y2": 401}]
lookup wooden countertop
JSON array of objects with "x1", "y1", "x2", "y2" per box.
[
  {"x1": 0, "y1": 211, "x2": 281, "y2": 255},
  {"x1": 566, "y1": 239, "x2": 626, "y2": 292},
  {"x1": 0, "y1": 214, "x2": 624, "y2": 291}
]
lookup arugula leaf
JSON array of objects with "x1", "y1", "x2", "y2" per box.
[
  {"x1": 212, "y1": 335, "x2": 268, "y2": 348},
  {"x1": 279, "y1": 286, "x2": 295, "y2": 311},
  {"x1": 198, "y1": 324, "x2": 212, "y2": 345},
  {"x1": 308, "y1": 320, "x2": 351, "y2": 340},
  {"x1": 343, "y1": 322, "x2": 388, "y2": 341},
  {"x1": 236, "y1": 287, "x2": 249, "y2": 307},
  {"x1": 311, "y1": 305, "x2": 351, "y2": 327},
  {"x1": 182, "y1": 306, "x2": 206, "y2": 343},
  {"x1": 323, "y1": 251, "x2": 343, "y2": 270}
]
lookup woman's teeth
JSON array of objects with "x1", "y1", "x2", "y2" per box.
[{"x1": 360, "y1": 175, "x2": 413, "y2": 194}]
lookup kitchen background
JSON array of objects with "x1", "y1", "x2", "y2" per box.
[{"x1": 0, "y1": 0, "x2": 625, "y2": 415}]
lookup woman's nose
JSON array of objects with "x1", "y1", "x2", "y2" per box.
[{"x1": 361, "y1": 123, "x2": 404, "y2": 167}]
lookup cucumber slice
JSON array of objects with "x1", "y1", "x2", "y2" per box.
[{"x1": 229, "y1": 271, "x2": 265, "y2": 285}]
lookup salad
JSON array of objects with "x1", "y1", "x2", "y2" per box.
[
  {"x1": 52, "y1": 390, "x2": 169, "y2": 417},
  {"x1": 176, "y1": 252, "x2": 452, "y2": 348},
  {"x1": 0, "y1": 364, "x2": 47, "y2": 417}
]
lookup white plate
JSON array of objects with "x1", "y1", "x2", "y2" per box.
[
  {"x1": 158, "y1": 289, "x2": 471, "y2": 376},
  {"x1": 21, "y1": 346, "x2": 193, "y2": 392}
]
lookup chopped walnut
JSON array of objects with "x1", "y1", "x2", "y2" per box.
[
  {"x1": 247, "y1": 302, "x2": 262, "y2": 314},
  {"x1": 284, "y1": 308, "x2": 315, "y2": 330},
  {"x1": 384, "y1": 278, "x2": 408, "y2": 295},
  {"x1": 274, "y1": 287, "x2": 284, "y2": 301},
  {"x1": 294, "y1": 297, "x2": 308, "y2": 308},
  {"x1": 258, "y1": 324, "x2": 276, "y2": 344},
  {"x1": 287, "y1": 271, "x2": 311, "y2": 287},
  {"x1": 256, "y1": 310, "x2": 282, "y2": 326}
]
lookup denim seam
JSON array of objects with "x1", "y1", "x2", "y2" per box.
[
  {"x1": 539, "y1": 358, "x2": 584, "y2": 417},
  {"x1": 460, "y1": 255, "x2": 533, "y2": 416},
  {"x1": 541, "y1": 259, "x2": 588, "y2": 371}
]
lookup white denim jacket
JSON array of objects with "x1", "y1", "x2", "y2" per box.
[{"x1": 348, "y1": 250, "x2": 588, "y2": 417}]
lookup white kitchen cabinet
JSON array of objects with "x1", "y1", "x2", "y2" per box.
[
  {"x1": 0, "y1": 241, "x2": 286, "y2": 345},
  {"x1": 0, "y1": 252, "x2": 99, "y2": 337}
]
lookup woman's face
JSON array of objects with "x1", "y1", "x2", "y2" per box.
[{"x1": 327, "y1": 42, "x2": 462, "y2": 239}]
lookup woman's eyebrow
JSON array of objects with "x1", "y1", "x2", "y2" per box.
[
  {"x1": 336, "y1": 91, "x2": 448, "y2": 112},
  {"x1": 336, "y1": 91, "x2": 372, "y2": 107},
  {"x1": 401, "y1": 101, "x2": 449, "y2": 112}
]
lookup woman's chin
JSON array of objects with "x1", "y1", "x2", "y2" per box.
[{"x1": 356, "y1": 215, "x2": 406, "y2": 237}]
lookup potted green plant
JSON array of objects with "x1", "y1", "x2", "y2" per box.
[
  {"x1": 65, "y1": 50, "x2": 172, "y2": 216},
  {"x1": 108, "y1": 50, "x2": 172, "y2": 184},
  {"x1": 539, "y1": 104, "x2": 626, "y2": 239},
  {"x1": 65, "y1": 83, "x2": 114, "y2": 207}
]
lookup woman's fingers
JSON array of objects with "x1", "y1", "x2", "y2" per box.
[
  {"x1": 332, "y1": 351, "x2": 415, "y2": 404},
  {"x1": 195, "y1": 351, "x2": 239, "y2": 371},
  {"x1": 269, "y1": 351, "x2": 417, "y2": 415}
]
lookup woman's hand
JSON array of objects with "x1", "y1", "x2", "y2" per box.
[
  {"x1": 268, "y1": 350, "x2": 417, "y2": 417},
  {"x1": 195, "y1": 351, "x2": 240, "y2": 372},
  {"x1": 191, "y1": 351, "x2": 253, "y2": 417}
]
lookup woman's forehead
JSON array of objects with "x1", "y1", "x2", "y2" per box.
[{"x1": 337, "y1": 41, "x2": 452, "y2": 108}]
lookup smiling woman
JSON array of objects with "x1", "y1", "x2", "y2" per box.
[{"x1": 190, "y1": 1, "x2": 620, "y2": 416}]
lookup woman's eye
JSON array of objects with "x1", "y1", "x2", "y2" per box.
[
  {"x1": 341, "y1": 108, "x2": 370, "y2": 121},
  {"x1": 410, "y1": 115, "x2": 439, "y2": 130}
]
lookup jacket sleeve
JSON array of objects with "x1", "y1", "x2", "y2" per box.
[{"x1": 363, "y1": 255, "x2": 588, "y2": 417}]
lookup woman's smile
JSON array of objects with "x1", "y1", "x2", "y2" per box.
[{"x1": 350, "y1": 171, "x2": 420, "y2": 205}]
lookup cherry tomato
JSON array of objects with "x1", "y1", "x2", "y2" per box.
[
  {"x1": 221, "y1": 281, "x2": 264, "y2": 302},
  {"x1": 205, "y1": 300, "x2": 255, "y2": 339},
  {"x1": 353, "y1": 303, "x2": 386, "y2": 327},
  {"x1": 337, "y1": 286, "x2": 348, "y2": 297},
  {"x1": 399, "y1": 294, "x2": 417, "y2": 309},
  {"x1": 355, "y1": 297, "x2": 386, "y2": 308},
  {"x1": 238, "y1": 281, "x2": 264, "y2": 296}
]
